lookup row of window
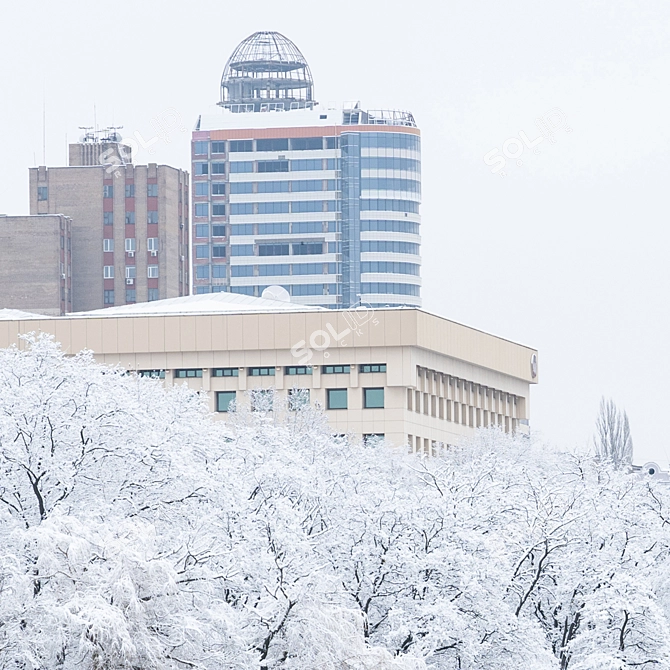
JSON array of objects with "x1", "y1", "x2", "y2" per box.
[
  {"x1": 212, "y1": 221, "x2": 336, "y2": 236},
  {"x1": 103, "y1": 238, "x2": 159, "y2": 252},
  {"x1": 360, "y1": 199, "x2": 420, "y2": 213},
  {"x1": 104, "y1": 265, "x2": 159, "y2": 279},
  {"x1": 230, "y1": 263, "x2": 339, "y2": 277},
  {"x1": 229, "y1": 201, "x2": 339, "y2": 215},
  {"x1": 104, "y1": 288, "x2": 159, "y2": 305},
  {"x1": 103, "y1": 184, "x2": 159, "y2": 198},
  {"x1": 194, "y1": 137, "x2": 339, "y2": 155},
  {"x1": 229, "y1": 284, "x2": 337, "y2": 297},
  {"x1": 226, "y1": 179, "x2": 338, "y2": 194},
  {"x1": 360, "y1": 178, "x2": 421, "y2": 194},
  {"x1": 195, "y1": 182, "x2": 226, "y2": 196},
  {"x1": 360, "y1": 219, "x2": 420, "y2": 235},
  {"x1": 360, "y1": 156, "x2": 421, "y2": 172},
  {"x1": 196, "y1": 242, "x2": 334, "y2": 259},
  {"x1": 360, "y1": 262, "x2": 420, "y2": 276},
  {"x1": 360, "y1": 240, "x2": 420, "y2": 255},
  {"x1": 194, "y1": 203, "x2": 226, "y2": 217},
  {"x1": 359, "y1": 132, "x2": 421, "y2": 151},
  {"x1": 194, "y1": 265, "x2": 227, "y2": 279},
  {"x1": 168, "y1": 364, "x2": 385, "y2": 378},
  {"x1": 361, "y1": 282, "x2": 420, "y2": 296},
  {"x1": 214, "y1": 387, "x2": 384, "y2": 412},
  {"x1": 104, "y1": 212, "x2": 159, "y2": 225},
  {"x1": 196, "y1": 159, "x2": 339, "y2": 175}
]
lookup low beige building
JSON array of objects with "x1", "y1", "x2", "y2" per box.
[
  {"x1": 0, "y1": 214, "x2": 72, "y2": 316},
  {"x1": 0, "y1": 293, "x2": 538, "y2": 452}
]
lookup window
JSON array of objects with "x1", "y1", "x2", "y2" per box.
[
  {"x1": 258, "y1": 264, "x2": 289, "y2": 276},
  {"x1": 196, "y1": 265, "x2": 209, "y2": 279},
  {"x1": 248, "y1": 367, "x2": 275, "y2": 376},
  {"x1": 195, "y1": 203, "x2": 209, "y2": 217},
  {"x1": 103, "y1": 266, "x2": 114, "y2": 279},
  {"x1": 361, "y1": 283, "x2": 420, "y2": 296},
  {"x1": 230, "y1": 161, "x2": 254, "y2": 173},
  {"x1": 327, "y1": 242, "x2": 340, "y2": 253},
  {"x1": 212, "y1": 182, "x2": 226, "y2": 195},
  {"x1": 147, "y1": 183, "x2": 158, "y2": 197},
  {"x1": 361, "y1": 262, "x2": 420, "y2": 276},
  {"x1": 259, "y1": 244, "x2": 289, "y2": 257},
  {"x1": 257, "y1": 138, "x2": 288, "y2": 152},
  {"x1": 212, "y1": 204, "x2": 226, "y2": 216},
  {"x1": 147, "y1": 237, "x2": 159, "y2": 252},
  {"x1": 258, "y1": 160, "x2": 289, "y2": 173},
  {"x1": 327, "y1": 389, "x2": 347, "y2": 410},
  {"x1": 292, "y1": 201, "x2": 327, "y2": 213},
  {"x1": 147, "y1": 265, "x2": 159, "y2": 278},
  {"x1": 292, "y1": 284, "x2": 333, "y2": 296},
  {"x1": 291, "y1": 180, "x2": 324, "y2": 192},
  {"x1": 258, "y1": 202, "x2": 289, "y2": 214},
  {"x1": 258, "y1": 223, "x2": 290, "y2": 235},
  {"x1": 196, "y1": 245, "x2": 209, "y2": 258},
  {"x1": 125, "y1": 211, "x2": 135, "y2": 225},
  {"x1": 360, "y1": 241, "x2": 420, "y2": 255},
  {"x1": 290, "y1": 137, "x2": 323, "y2": 151},
  {"x1": 230, "y1": 203, "x2": 254, "y2": 215},
  {"x1": 147, "y1": 211, "x2": 158, "y2": 224},
  {"x1": 231, "y1": 286, "x2": 254, "y2": 295},
  {"x1": 211, "y1": 141, "x2": 226, "y2": 154},
  {"x1": 231, "y1": 265, "x2": 253, "y2": 277},
  {"x1": 230, "y1": 140, "x2": 253, "y2": 152},
  {"x1": 292, "y1": 263, "x2": 323, "y2": 275},
  {"x1": 196, "y1": 286, "x2": 210, "y2": 294},
  {"x1": 293, "y1": 242, "x2": 323, "y2": 256},
  {"x1": 212, "y1": 224, "x2": 226, "y2": 237},
  {"x1": 230, "y1": 182, "x2": 253, "y2": 194},
  {"x1": 364, "y1": 388, "x2": 385, "y2": 408},
  {"x1": 212, "y1": 265, "x2": 226, "y2": 278},
  {"x1": 125, "y1": 266, "x2": 136, "y2": 279},
  {"x1": 194, "y1": 162, "x2": 209, "y2": 175},
  {"x1": 292, "y1": 221, "x2": 324, "y2": 234},
  {"x1": 125, "y1": 183, "x2": 135, "y2": 198},
  {"x1": 232, "y1": 244, "x2": 254, "y2": 256},
  {"x1": 323, "y1": 365, "x2": 350, "y2": 374},
  {"x1": 103, "y1": 239, "x2": 114, "y2": 252},
  {"x1": 195, "y1": 182, "x2": 209, "y2": 196},
  {"x1": 361, "y1": 178, "x2": 421, "y2": 194},
  {"x1": 212, "y1": 368, "x2": 239, "y2": 377},
  {"x1": 125, "y1": 289, "x2": 136, "y2": 303},
  {"x1": 103, "y1": 185, "x2": 113, "y2": 198},
  {"x1": 138, "y1": 369, "x2": 164, "y2": 378},
  {"x1": 231, "y1": 224, "x2": 253, "y2": 236},
  {"x1": 360, "y1": 200, "x2": 419, "y2": 214},
  {"x1": 360, "y1": 364, "x2": 387, "y2": 373},
  {"x1": 125, "y1": 238, "x2": 136, "y2": 252},
  {"x1": 288, "y1": 388, "x2": 310, "y2": 410},
  {"x1": 361, "y1": 156, "x2": 421, "y2": 172},
  {"x1": 363, "y1": 434, "x2": 385, "y2": 446},
  {"x1": 258, "y1": 181, "x2": 289, "y2": 193},
  {"x1": 37, "y1": 186, "x2": 48, "y2": 201},
  {"x1": 360, "y1": 132, "x2": 421, "y2": 151},
  {"x1": 211, "y1": 162, "x2": 226, "y2": 174},
  {"x1": 195, "y1": 224, "x2": 209, "y2": 238},
  {"x1": 193, "y1": 141, "x2": 208, "y2": 155},
  {"x1": 175, "y1": 369, "x2": 203, "y2": 378},
  {"x1": 290, "y1": 159, "x2": 322, "y2": 171},
  {"x1": 285, "y1": 366, "x2": 312, "y2": 375},
  {"x1": 326, "y1": 158, "x2": 339, "y2": 170},
  {"x1": 212, "y1": 245, "x2": 226, "y2": 257},
  {"x1": 104, "y1": 212, "x2": 114, "y2": 225},
  {"x1": 104, "y1": 289, "x2": 114, "y2": 304},
  {"x1": 325, "y1": 137, "x2": 338, "y2": 149},
  {"x1": 216, "y1": 391, "x2": 237, "y2": 412}
]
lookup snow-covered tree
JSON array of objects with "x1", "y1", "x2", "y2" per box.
[{"x1": 594, "y1": 397, "x2": 633, "y2": 468}]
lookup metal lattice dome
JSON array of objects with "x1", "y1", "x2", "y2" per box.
[{"x1": 220, "y1": 31, "x2": 315, "y2": 112}]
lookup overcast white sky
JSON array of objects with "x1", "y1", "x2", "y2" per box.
[{"x1": 1, "y1": 0, "x2": 669, "y2": 464}]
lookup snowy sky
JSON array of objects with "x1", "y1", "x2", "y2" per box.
[{"x1": 1, "y1": 0, "x2": 668, "y2": 465}]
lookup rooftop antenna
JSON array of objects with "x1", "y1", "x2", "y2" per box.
[{"x1": 42, "y1": 82, "x2": 46, "y2": 165}]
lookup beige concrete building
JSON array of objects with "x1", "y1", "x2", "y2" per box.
[
  {"x1": 0, "y1": 214, "x2": 72, "y2": 316},
  {"x1": 30, "y1": 137, "x2": 189, "y2": 312},
  {"x1": 0, "y1": 293, "x2": 538, "y2": 452}
]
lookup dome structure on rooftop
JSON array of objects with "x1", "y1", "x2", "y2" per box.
[{"x1": 219, "y1": 31, "x2": 315, "y2": 112}]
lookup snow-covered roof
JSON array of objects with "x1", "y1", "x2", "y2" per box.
[
  {"x1": 197, "y1": 106, "x2": 342, "y2": 132},
  {"x1": 0, "y1": 308, "x2": 46, "y2": 321},
  {"x1": 71, "y1": 291, "x2": 324, "y2": 319}
]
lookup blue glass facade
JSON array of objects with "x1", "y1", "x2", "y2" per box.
[{"x1": 191, "y1": 122, "x2": 421, "y2": 307}]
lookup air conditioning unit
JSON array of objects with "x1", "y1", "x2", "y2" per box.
[
  {"x1": 151, "y1": 250, "x2": 157, "y2": 256},
  {"x1": 126, "y1": 279, "x2": 134, "y2": 285},
  {"x1": 127, "y1": 250, "x2": 135, "y2": 257}
]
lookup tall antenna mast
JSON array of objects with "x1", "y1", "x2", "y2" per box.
[{"x1": 42, "y1": 83, "x2": 46, "y2": 165}]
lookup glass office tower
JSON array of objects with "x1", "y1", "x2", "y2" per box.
[{"x1": 191, "y1": 31, "x2": 421, "y2": 308}]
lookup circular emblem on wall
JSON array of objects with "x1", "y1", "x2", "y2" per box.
[{"x1": 530, "y1": 353, "x2": 538, "y2": 379}]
